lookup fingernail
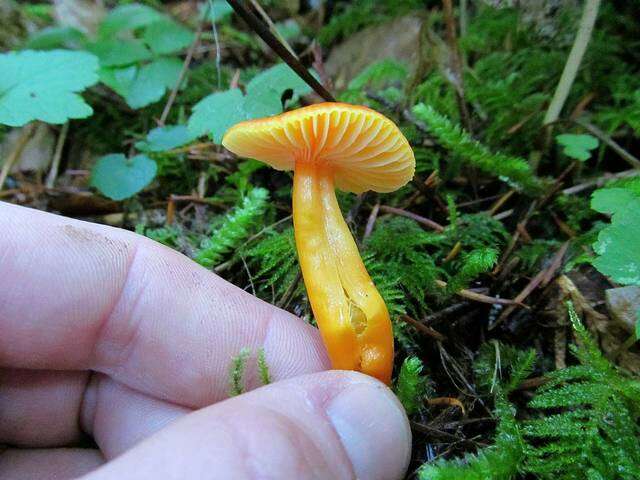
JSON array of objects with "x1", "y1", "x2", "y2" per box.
[{"x1": 326, "y1": 379, "x2": 411, "y2": 480}]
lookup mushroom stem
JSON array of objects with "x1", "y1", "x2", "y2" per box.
[{"x1": 293, "y1": 161, "x2": 394, "y2": 384}]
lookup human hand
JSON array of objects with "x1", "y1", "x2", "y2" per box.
[{"x1": 0, "y1": 202, "x2": 411, "y2": 480}]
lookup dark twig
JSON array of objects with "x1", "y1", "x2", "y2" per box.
[
  {"x1": 226, "y1": 0, "x2": 335, "y2": 102},
  {"x1": 491, "y1": 242, "x2": 569, "y2": 329}
]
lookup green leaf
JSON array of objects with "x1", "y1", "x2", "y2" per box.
[
  {"x1": 556, "y1": 134, "x2": 599, "y2": 161},
  {"x1": 87, "y1": 39, "x2": 152, "y2": 67},
  {"x1": 99, "y1": 3, "x2": 165, "y2": 36},
  {"x1": 135, "y1": 125, "x2": 196, "y2": 152},
  {"x1": 91, "y1": 153, "x2": 157, "y2": 201},
  {"x1": 246, "y1": 63, "x2": 312, "y2": 103},
  {"x1": 25, "y1": 26, "x2": 86, "y2": 50},
  {"x1": 591, "y1": 187, "x2": 640, "y2": 286},
  {"x1": 100, "y1": 58, "x2": 182, "y2": 109},
  {"x1": 125, "y1": 57, "x2": 182, "y2": 108},
  {"x1": 0, "y1": 50, "x2": 99, "y2": 127},
  {"x1": 636, "y1": 309, "x2": 640, "y2": 340},
  {"x1": 275, "y1": 19, "x2": 302, "y2": 41},
  {"x1": 143, "y1": 19, "x2": 194, "y2": 55},
  {"x1": 200, "y1": 0, "x2": 234, "y2": 21},
  {"x1": 98, "y1": 65, "x2": 137, "y2": 98},
  {"x1": 189, "y1": 88, "x2": 246, "y2": 143},
  {"x1": 188, "y1": 64, "x2": 314, "y2": 143},
  {"x1": 591, "y1": 187, "x2": 638, "y2": 215},
  {"x1": 395, "y1": 356, "x2": 428, "y2": 415}
]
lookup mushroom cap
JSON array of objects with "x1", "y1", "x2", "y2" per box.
[{"x1": 222, "y1": 102, "x2": 415, "y2": 193}]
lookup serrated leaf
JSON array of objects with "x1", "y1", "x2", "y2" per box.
[
  {"x1": 143, "y1": 19, "x2": 194, "y2": 55},
  {"x1": 99, "y1": 3, "x2": 165, "y2": 36},
  {"x1": 91, "y1": 153, "x2": 157, "y2": 200},
  {"x1": 135, "y1": 125, "x2": 196, "y2": 152},
  {"x1": 25, "y1": 26, "x2": 86, "y2": 50},
  {"x1": 0, "y1": 50, "x2": 99, "y2": 127},
  {"x1": 188, "y1": 88, "x2": 246, "y2": 143},
  {"x1": 87, "y1": 39, "x2": 152, "y2": 67},
  {"x1": 557, "y1": 133, "x2": 599, "y2": 161}
]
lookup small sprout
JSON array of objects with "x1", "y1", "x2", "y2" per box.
[
  {"x1": 257, "y1": 348, "x2": 272, "y2": 386},
  {"x1": 556, "y1": 133, "x2": 599, "y2": 161},
  {"x1": 395, "y1": 356, "x2": 428, "y2": 415},
  {"x1": 229, "y1": 347, "x2": 251, "y2": 396}
]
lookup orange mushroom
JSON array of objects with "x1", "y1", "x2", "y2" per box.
[{"x1": 222, "y1": 102, "x2": 415, "y2": 384}]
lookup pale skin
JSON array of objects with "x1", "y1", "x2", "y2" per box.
[{"x1": 0, "y1": 202, "x2": 411, "y2": 480}]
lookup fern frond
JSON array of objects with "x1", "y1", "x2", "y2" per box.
[
  {"x1": 521, "y1": 302, "x2": 640, "y2": 479},
  {"x1": 365, "y1": 217, "x2": 444, "y2": 315},
  {"x1": 447, "y1": 247, "x2": 498, "y2": 294},
  {"x1": 195, "y1": 187, "x2": 269, "y2": 268},
  {"x1": 412, "y1": 103, "x2": 543, "y2": 193},
  {"x1": 243, "y1": 227, "x2": 302, "y2": 300},
  {"x1": 419, "y1": 392, "x2": 524, "y2": 480}
]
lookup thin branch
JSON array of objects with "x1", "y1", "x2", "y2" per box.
[
  {"x1": 248, "y1": 0, "x2": 297, "y2": 57},
  {"x1": 434, "y1": 280, "x2": 524, "y2": 306},
  {"x1": 573, "y1": 119, "x2": 640, "y2": 169},
  {"x1": 159, "y1": 15, "x2": 207, "y2": 125},
  {"x1": 399, "y1": 314, "x2": 447, "y2": 341},
  {"x1": 226, "y1": 0, "x2": 335, "y2": 102},
  {"x1": 543, "y1": 0, "x2": 601, "y2": 125},
  {"x1": 46, "y1": 122, "x2": 70, "y2": 189},
  {"x1": 363, "y1": 202, "x2": 380, "y2": 240},
  {"x1": 379, "y1": 205, "x2": 445, "y2": 232},
  {"x1": 491, "y1": 242, "x2": 569, "y2": 329},
  {"x1": 442, "y1": 0, "x2": 471, "y2": 131},
  {"x1": 562, "y1": 169, "x2": 640, "y2": 195},
  {"x1": 0, "y1": 123, "x2": 36, "y2": 191}
]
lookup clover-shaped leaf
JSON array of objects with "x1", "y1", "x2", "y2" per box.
[
  {"x1": 556, "y1": 133, "x2": 599, "y2": 161},
  {"x1": 91, "y1": 153, "x2": 157, "y2": 200}
]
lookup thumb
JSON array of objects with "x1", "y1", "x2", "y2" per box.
[{"x1": 82, "y1": 371, "x2": 411, "y2": 480}]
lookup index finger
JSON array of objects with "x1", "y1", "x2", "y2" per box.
[{"x1": 0, "y1": 202, "x2": 329, "y2": 407}]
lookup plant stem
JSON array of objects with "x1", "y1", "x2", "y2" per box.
[
  {"x1": 543, "y1": 0, "x2": 601, "y2": 125},
  {"x1": 442, "y1": 0, "x2": 472, "y2": 132},
  {"x1": 46, "y1": 122, "x2": 69, "y2": 188},
  {"x1": 159, "y1": 12, "x2": 206, "y2": 125},
  {"x1": 226, "y1": 0, "x2": 335, "y2": 102},
  {"x1": 0, "y1": 123, "x2": 36, "y2": 191}
]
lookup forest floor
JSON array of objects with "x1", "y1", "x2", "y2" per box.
[{"x1": 1, "y1": 1, "x2": 639, "y2": 478}]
